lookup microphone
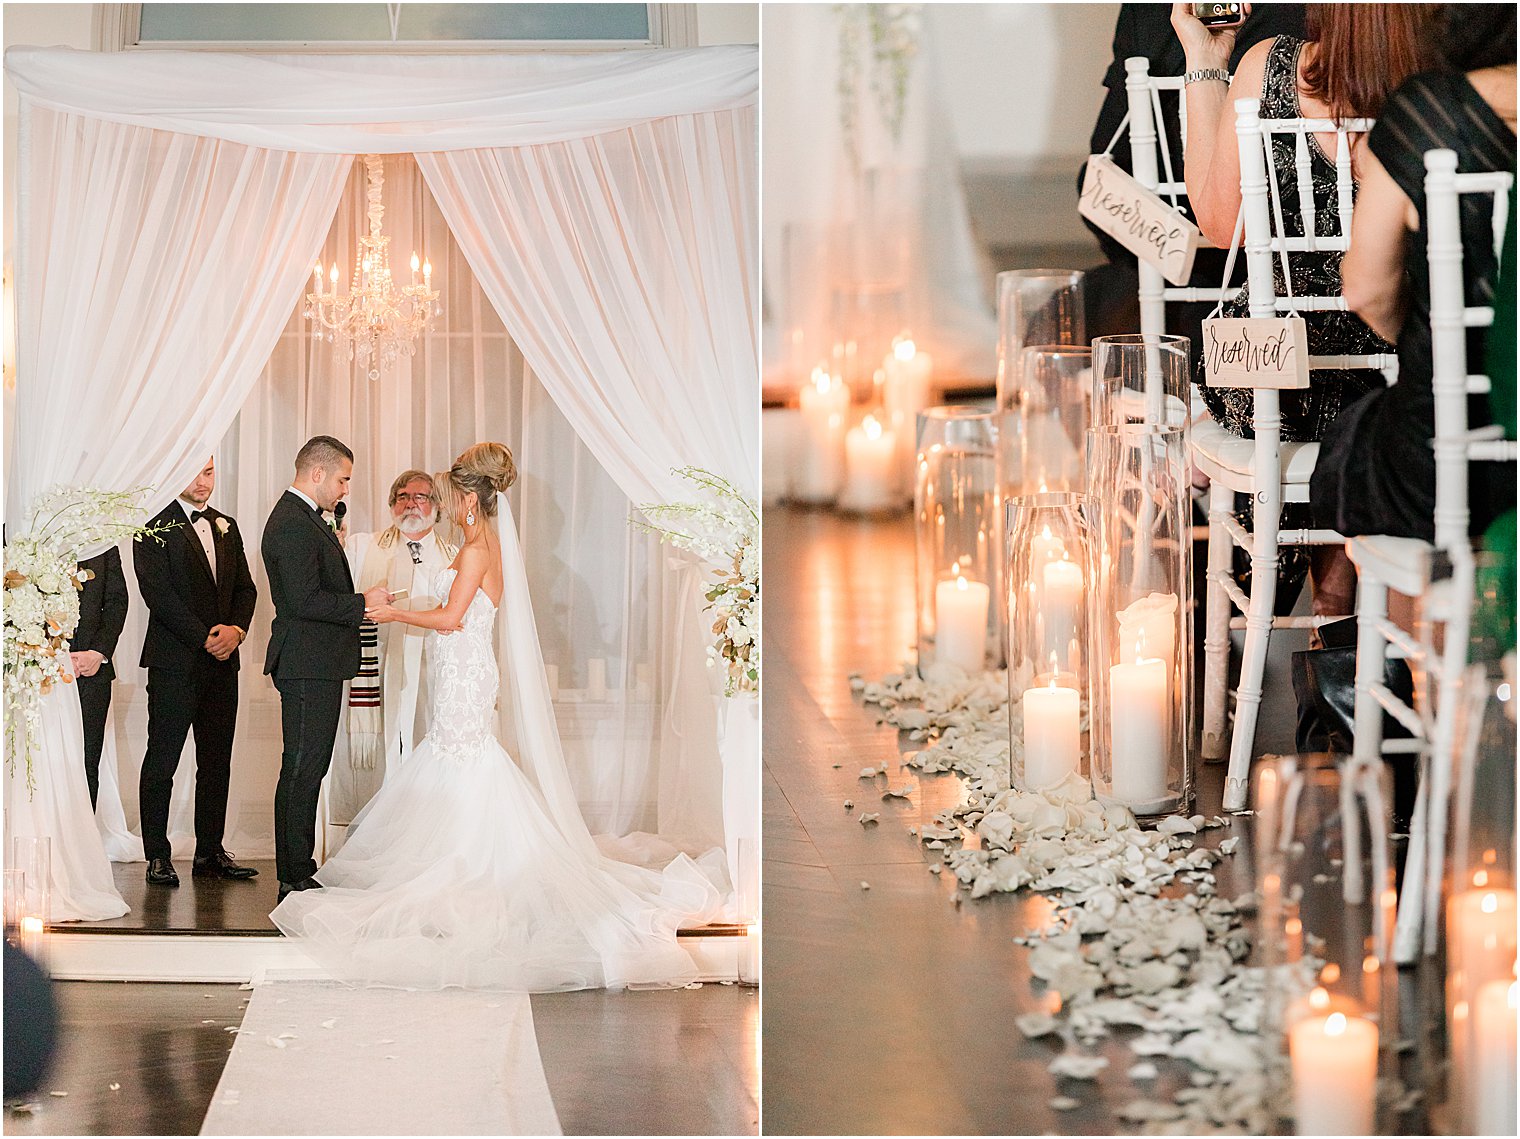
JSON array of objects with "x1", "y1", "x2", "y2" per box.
[{"x1": 331, "y1": 501, "x2": 346, "y2": 532}]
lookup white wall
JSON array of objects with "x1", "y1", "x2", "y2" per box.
[
  {"x1": 696, "y1": 3, "x2": 757, "y2": 44},
  {"x1": 927, "y1": 3, "x2": 1116, "y2": 172}
]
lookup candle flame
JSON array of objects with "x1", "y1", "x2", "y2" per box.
[
  {"x1": 1454, "y1": 1000, "x2": 1469, "y2": 1022},
  {"x1": 423, "y1": 259, "x2": 432, "y2": 276},
  {"x1": 1475, "y1": 869, "x2": 1489, "y2": 887},
  {"x1": 20, "y1": 916, "x2": 43, "y2": 935},
  {"x1": 863, "y1": 414, "x2": 882, "y2": 441},
  {"x1": 1482, "y1": 892, "x2": 1500, "y2": 914},
  {"x1": 810, "y1": 366, "x2": 831, "y2": 395},
  {"x1": 1309, "y1": 986, "x2": 1330, "y2": 1010},
  {"x1": 411, "y1": 252, "x2": 421, "y2": 272},
  {"x1": 1319, "y1": 963, "x2": 1341, "y2": 985},
  {"x1": 313, "y1": 261, "x2": 323, "y2": 277},
  {"x1": 955, "y1": 575, "x2": 968, "y2": 592},
  {"x1": 329, "y1": 264, "x2": 339, "y2": 284},
  {"x1": 1484, "y1": 848, "x2": 1499, "y2": 865},
  {"x1": 1285, "y1": 917, "x2": 1302, "y2": 938},
  {"x1": 894, "y1": 338, "x2": 917, "y2": 362},
  {"x1": 1324, "y1": 1012, "x2": 1348, "y2": 1037},
  {"x1": 1363, "y1": 955, "x2": 1379, "y2": 976}
]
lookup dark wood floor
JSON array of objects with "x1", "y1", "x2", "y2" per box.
[
  {"x1": 62, "y1": 861, "x2": 283, "y2": 936},
  {"x1": 758, "y1": 505, "x2": 1343, "y2": 1135},
  {"x1": 5, "y1": 980, "x2": 757, "y2": 1136}
]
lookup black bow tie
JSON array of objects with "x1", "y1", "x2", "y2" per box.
[
  {"x1": 190, "y1": 510, "x2": 209, "y2": 525},
  {"x1": 407, "y1": 541, "x2": 423, "y2": 565}
]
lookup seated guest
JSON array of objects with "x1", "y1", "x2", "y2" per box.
[
  {"x1": 1172, "y1": 2, "x2": 1439, "y2": 616},
  {"x1": 70, "y1": 547, "x2": 128, "y2": 810},
  {"x1": 1079, "y1": 3, "x2": 1306, "y2": 348},
  {"x1": 1314, "y1": 5, "x2": 1518, "y2": 543}
]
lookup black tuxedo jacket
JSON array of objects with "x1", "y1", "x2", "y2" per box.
[
  {"x1": 133, "y1": 501, "x2": 258, "y2": 673},
  {"x1": 73, "y1": 547, "x2": 128, "y2": 683},
  {"x1": 261, "y1": 490, "x2": 364, "y2": 682}
]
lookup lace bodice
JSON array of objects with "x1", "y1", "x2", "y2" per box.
[{"x1": 425, "y1": 567, "x2": 500, "y2": 762}]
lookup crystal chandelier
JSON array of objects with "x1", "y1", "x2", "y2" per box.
[{"x1": 305, "y1": 154, "x2": 441, "y2": 380}]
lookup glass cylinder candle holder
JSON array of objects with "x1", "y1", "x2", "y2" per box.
[
  {"x1": 915, "y1": 407, "x2": 1007, "y2": 678},
  {"x1": 1090, "y1": 333, "x2": 1192, "y2": 430},
  {"x1": 829, "y1": 279, "x2": 905, "y2": 406},
  {"x1": 1086, "y1": 425, "x2": 1193, "y2": 820},
  {"x1": 994, "y1": 270, "x2": 1086, "y2": 410},
  {"x1": 1252, "y1": 757, "x2": 1396, "y2": 1137},
  {"x1": 3, "y1": 868, "x2": 24, "y2": 948},
  {"x1": 792, "y1": 364, "x2": 850, "y2": 505},
  {"x1": 10, "y1": 836, "x2": 50, "y2": 972},
  {"x1": 1015, "y1": 346, "x2": 1091, "y2": 495},
  {"x1": 1440, "y1": 645, "x2": 1516, "y2": 1137},
  {"x1": 1006, "y1": 492, "x2": 1092, "y2": 792}
]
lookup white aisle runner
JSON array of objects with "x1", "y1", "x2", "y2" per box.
[{"x1": 200, "y1": 981, "x2": 562, "y2": 1136}]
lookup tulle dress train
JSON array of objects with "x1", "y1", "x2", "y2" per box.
[{"x1": 271, "y1": 569, "x2": 721, "y2": 991}]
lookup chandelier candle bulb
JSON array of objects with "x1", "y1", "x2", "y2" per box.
[
  {"x1": 1022, "y1": 673, "x2": 1081, "y2": 790},
  {"x1": 1288, "y1": 1012, "x2": 1377, "y2": 1135},
  {"x1": 1473, "y1": 979, "x2": 1518, "y2": 1136},
  {"x1": 840, "y1": 414, "x2": 899, "y2": 512},
  {"x1": 935, "y1": 573, "x2": 990, "y2": 675},
  {"x1": 796, "y1": 368, "x2": 849, "y2": 502}
]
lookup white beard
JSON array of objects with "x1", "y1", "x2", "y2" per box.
[{"x1": 396, "y1": 515, "x2": 433, "y2": 538}]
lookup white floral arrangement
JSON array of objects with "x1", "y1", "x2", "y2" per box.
[
  {"x1": 4, "y1": 485, "x2": 170, "y2": 794},
  {"x1": 836, "y1": 3, "x2": 922, "y2": 166},
  {"x1": 637, "y1": 467, "x2": 759, "y2": 697}
]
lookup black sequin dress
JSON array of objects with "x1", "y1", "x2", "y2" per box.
[{"x1": 1198, "y1": 37, "x2": 1394, "y2": 606}]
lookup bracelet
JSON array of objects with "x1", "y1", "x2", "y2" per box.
[{"x1": 1183, "y1": 68, "x2": 1231, "y2": 86}]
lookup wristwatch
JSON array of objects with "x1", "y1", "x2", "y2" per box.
[{"x1": 1183, "y1": 68, "x2": 1231, "y2": 86}]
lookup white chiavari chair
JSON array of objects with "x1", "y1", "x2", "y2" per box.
[
  {"x1": 1194, "y1": 98, "x2": 1398, "y2": 811},
  {"x1": 1346, "y1": 149, "x2": 1514, "y2": 962}
]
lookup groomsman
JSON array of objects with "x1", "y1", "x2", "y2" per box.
[
  {"x1": 133, "y1": 457, "x2": 259, "y2": 886},
  {"x1": 70, "y1": 548, "x2": 128, "y2": 810},
  {"x1": 262, "y1": 436, "x2": 390, "y2": 898}
]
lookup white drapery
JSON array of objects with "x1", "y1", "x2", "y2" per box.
[
  {"x1": 760, "y1": 6, "x2": 994, "y2": 387},
  {"x1": 4, "y1": 46, "x2": 757, "y2": 921}
]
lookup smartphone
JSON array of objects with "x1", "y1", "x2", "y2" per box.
[
  {"x1": 389, "y1": 588, "x2": 410, "y2": 602},
  {"x1": 1193, "y1": 2, "x2": 1245, "y2": 28}
]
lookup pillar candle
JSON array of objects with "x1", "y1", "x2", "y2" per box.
[
  {"x1": 1022, "y1": 678, "x2": 1081, "y2": 790},
  {"x1": 839, "y1": 414, "x2": 899, "y2": 511},
  {"x1": 1040, "y1": 555, "x2": 1082, "y2": 664},
  {"x1": 587, "y1": 658, "x2": 608, "y2": 700},
  {"x1": 934, "y1": 574, "x2": 990, "y2": 674},
  {"x1": 883, "y1": 338, "x2": 934, "y2": 420},
  {"x1": 1288, "y1": 1012, "x2": 1377, "y2": 1135},
  {"x1": 1473, "y1": 979, "x2": 1518, "y2": 1136},
  {"x1": 1117, "y1": 592, "x2": 1178, "y2": 674},
  {"x1": 796, "y1": 367, "x2": 849, "y2": 502},
  {"x1": 1107, "y1": 652, "x2": 1169, "y2": 806},
  {"x1": 1447, "y1": 886, "x2": 1518, "y2": 1132}
]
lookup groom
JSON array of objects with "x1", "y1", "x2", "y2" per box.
[{"x1": 262, "y1": 436, "x2": 390, "y2": 898}]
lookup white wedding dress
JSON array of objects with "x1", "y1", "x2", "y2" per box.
[{"x1": 271, "y1": 559, "x2": 721, "y2": 992}]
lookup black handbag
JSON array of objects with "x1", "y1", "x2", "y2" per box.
[{"x1": 1291, "y1": 616, "x2": 1418, "y2": 832}]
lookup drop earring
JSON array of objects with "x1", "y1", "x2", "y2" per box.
[{"x1": 466, "y1": 509, "x2": 476, "y2": 525}]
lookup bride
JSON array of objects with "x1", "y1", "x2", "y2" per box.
[{"x1": 271, "y1": 442, "x2": 721, "y2": 991}]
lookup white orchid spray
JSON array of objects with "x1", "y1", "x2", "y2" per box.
[
  {"x1": 4, "y1": 485, "x2": 172, "y2": 794},
  {"x1": 636, "y1": 468, "x2": 759, "y2": 697},
  {"x1": 836, "y1": 4, "x2": 923, "y2": 166}
]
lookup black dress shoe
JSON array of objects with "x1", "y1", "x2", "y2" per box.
[
  {"x1": 146, "y1": 858, "x2": 180, "y2": 887},
  {"x1": 192, "y1": 851, "x2": 259, "y2": 880},
  {"x1": 277, "y1": 876, "x2": 323, "y2": 901}
]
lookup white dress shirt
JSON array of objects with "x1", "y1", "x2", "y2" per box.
[{"x1": 179, "y1": 496, "x2": 216, "y2": 580}]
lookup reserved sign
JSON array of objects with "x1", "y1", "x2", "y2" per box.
[
  {"x1": 1078, "y1": 155, "x2": 1201, "y2": 286},
  {"x1": 1202, "y1": 316, "x2": 1311, "y2": 389}
]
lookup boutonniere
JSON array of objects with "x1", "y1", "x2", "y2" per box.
[{"x1": 215, "y1": 518, "x2": 231, "y2": 536}]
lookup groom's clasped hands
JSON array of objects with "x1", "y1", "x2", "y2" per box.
[{"x1": 363, "y1": 584, "x2": 462, "y2": 633}]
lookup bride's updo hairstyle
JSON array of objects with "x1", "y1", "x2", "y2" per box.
[{"x1": 440, "y1": 442, "x2": 517, "y2": 521}]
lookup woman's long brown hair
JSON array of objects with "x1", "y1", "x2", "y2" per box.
[{"x1": 1301, "y1": 3, "x2": 1443, "y2": 121}]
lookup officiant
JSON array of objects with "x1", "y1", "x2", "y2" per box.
[{"x1": 330, "y1": 470, "x2": 457, "y2": 822}]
